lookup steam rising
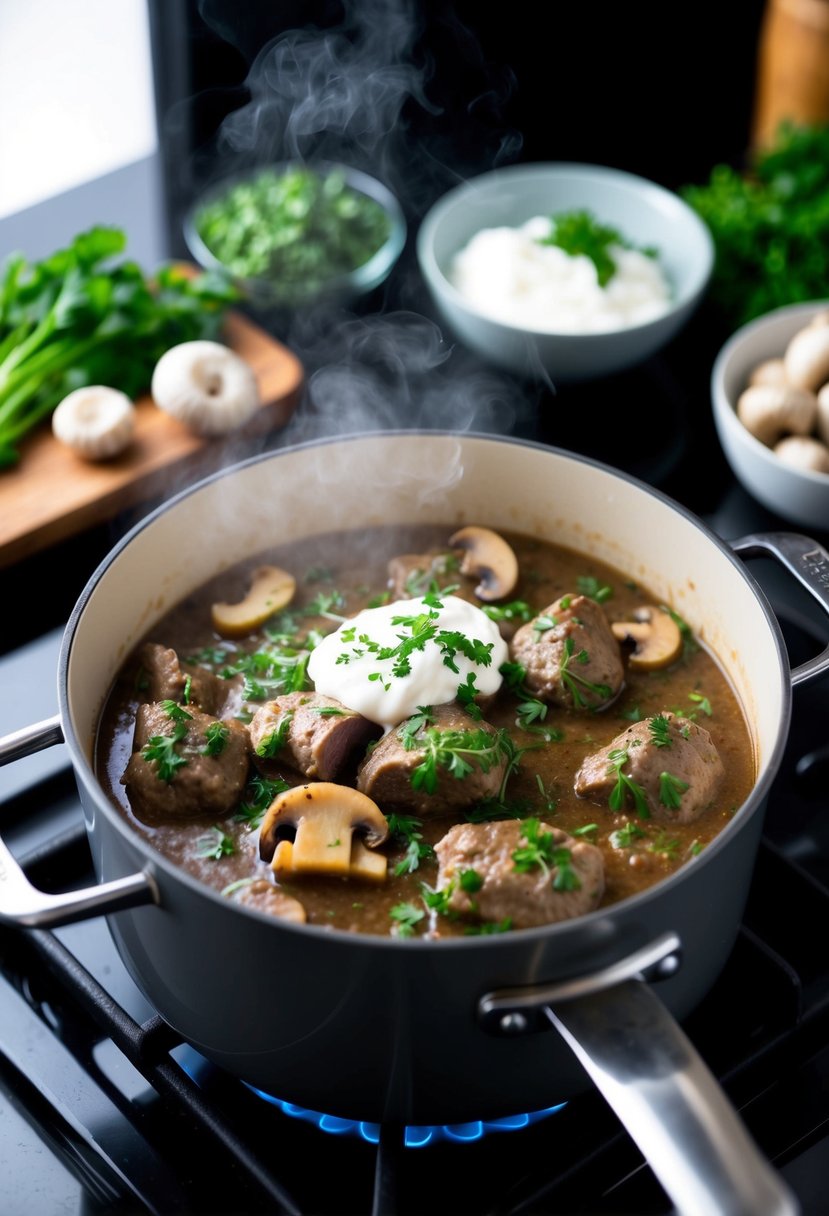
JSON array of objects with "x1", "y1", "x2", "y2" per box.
[{"x1": 193, "y1": 0, "x2": 536, "y2": 459}]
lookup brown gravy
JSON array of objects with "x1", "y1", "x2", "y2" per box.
[{"x1": 95, "y1": 524, "x2": 755, "y2": 938}]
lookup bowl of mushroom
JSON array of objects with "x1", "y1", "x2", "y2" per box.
[{"x1": 711, "y1": 299, "x2": 829, "y2": 531}]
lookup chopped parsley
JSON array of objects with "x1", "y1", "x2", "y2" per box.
[
  {"x1": 234, "y1": 773, "x2": 292, "y2": 829},
  {"x1": 607, "y1": 746, "x2": 651, "y2": 819},
  {"x1": 659, "y1": 771, "x2": 690, "y2": 811},
  {"x1": 160, "y1": 700, "x2": 192, "y2": 723},
  {"x1": 610, "y1": 821, "x2": 647, "y2": 848},
  {"x1": 648, "y1": 715, "x2": 673, "y2": 748},
  {"x1": 142, "y1": 724, "x2": 189, "y2": 783},
  {"x1": 559, "y1": 636, "x2": 612, "y2": 709},
  {"x1": 255, "y1": 710, "x2": 294, "y2": 758},
  {"x1": 538, "y1": 209, "x2": 657, "y2": 287},
  {"x1": 201, "y1": 721, "x2": 230, "y2": 756},
  {"x1": 194, "y1": 827, "x2": 235, "y2": 861},
  {"x1": 390, "y1": 902, "x2": 426, "y2": 938},
  {"x1": 403, "y1": 722, "x2": 512, "y2": 795},
  {"x1": 387, "y1": 813, "x2": 435, "y2": 876},
  {"x1": 577, "y1": 575, "x2": 613, "y2": 603}
]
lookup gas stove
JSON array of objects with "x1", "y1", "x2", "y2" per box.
[{"x1": 3, "y1": 297, "x2": 829, "y2": 1215}]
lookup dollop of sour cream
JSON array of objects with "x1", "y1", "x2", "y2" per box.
[
  {"x1": 450, "y1": 216, "x2": 672, "y2": 334},
  {"x1": 307, "y1": 594, "x2": 509, "y2": 729}
]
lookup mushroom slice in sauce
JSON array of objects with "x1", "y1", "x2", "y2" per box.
[
  {"x1": 259, "y1": 783, "x2": 390, "y2": 882},
  {"x1": 611, "y1": 608, "x2": 682, "y2": 671},
  {"x1": 434, "y1": 820, "x2": 605, "y2": 930},
  {"x1": 448, "y1": 525, "x2": 519, "y2": 602}
]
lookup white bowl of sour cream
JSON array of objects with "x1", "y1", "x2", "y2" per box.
[{"x1": 416, "y1": 162, "x2": 714, "y2": 382}]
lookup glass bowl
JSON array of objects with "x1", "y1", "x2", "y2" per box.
[{"x1": 184, "y1": 161, "x2": 407, "y2": 312}]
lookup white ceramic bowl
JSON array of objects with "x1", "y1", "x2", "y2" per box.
[
  {"x1": 416, "y1": 162, "x2": 714, "y2": 381},
  {"x1": 711, "y1": 299, "x2": 829, "y2": 533}
]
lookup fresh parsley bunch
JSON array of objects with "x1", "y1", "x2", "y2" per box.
[
  {"x1": 0, "y1": 225, "x2": 237, "y2": 466},
  {"x1": 681, "y1": 121, "x2": 829, "y2": 327}
]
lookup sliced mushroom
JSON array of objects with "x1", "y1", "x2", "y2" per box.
[
  {"x1": 783, "y1": 314, "x2": 829, "y2": 393},
  {"x1": 211, "y1": 565, "x2": 296, "y2": 637},
  {"x1": 611, "y1": 608, "x2": 683, "y2": 670},
  {"x1": 736, "y1": 383, "x2": 817, "y2": 447},
  {"x1": 259, "y1": 783, "x2": 389, "y2": 882},
  {"x1": 448, "y1": 525, "x2": 519, "y2": 602}
]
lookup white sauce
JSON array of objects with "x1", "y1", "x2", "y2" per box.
[
  {"x1": 450, "y1": 216, "x2": 672, "y2": 334},
  {"x1": 307, "y1": 594, "x2": 508, "y2": 729}
]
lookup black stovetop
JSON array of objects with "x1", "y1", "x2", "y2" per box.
[
  {"x1": 3, "y1": 299, "x2": 829, "y2": 1215},
  {"x1": 3, "y1": 144, "x2": 829, "y2": 1214}
]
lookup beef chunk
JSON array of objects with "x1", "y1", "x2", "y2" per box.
[
  {"x1": 228, "y1": 878, "x2": 306, "y2": 924},
  {"x1": 434, "y1": 820, "x2": 605, "y2": 929},
  {"x1": 122, "y1": 702, "x2": 250, "y2": 822},
  {"x1": 387, "y1": 552, "x2": 474, "y2": 601},
  {"x1": 137, "y1": 642, "x2": 241, "y2": 718},
  {"x1": 248, "y1": 691, "x2": 381, "y2": 781},
  {"x1": 357, "y1": 702, "x2": 508, "y2": 817},
  {"x1": 574, "y1": 712, "x2": 725, "y2": 824},
  {"x1": 510, "y1": 594, "x2": 623, "y2": 711}
]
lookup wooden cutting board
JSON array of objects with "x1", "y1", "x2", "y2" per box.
[{"x1": 0, "y1": 311, "x2": 304, "y2": 569}]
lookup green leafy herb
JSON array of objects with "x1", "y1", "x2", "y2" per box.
[
  {"x1": 610, "y1": 821, "x2": 647, "y2": 848},
  {"x1": 403, "y1": 723, "x2": 511, "y2": 795},
  {"x1": 512, "y1": 818, "x2": 582, "y2": 891},
  {"x1": 194, "y1": 827, "x2": 235, "y2": 861},
  {"x1": 688, "y1": 691, "x2": 713, "y2": 717},
  {"x1": 648, "y1": 715, "x2": 673, "y2": 748},
  {"x1": 464, "y1": 918, "x2": 513, "y2": 936},
  {"x1": 572, "y1": 823, "x2": 599, "y2": 839},
  {"x1": 0, "y1": 227, "x2": 236, "y2": 467},
  {"x1": 387, "y1": 813, "x2": 435, "y2": 876},
  {"x1": 459, "y1": 868, "x2": 484, "y2": 895},
  {"x1": 389, "y1": 902, "x2": 426, "y2": 938},
  {"x1": 482, "y1": 600, "x2": 533, "y2": 624},
  {"x1": 538, "y1": 209, "x2": 657, "y2": 287},
  {"x1": 577, "y1": 575, "x2": 613, "y2": 603},
  {"x1": 681, "y1": 122, "x2": 829, "y2": 326},
  {"x1": 648, "y1": 830, "x2": 681, "y2": 859},
  {"x1": 142, "y1": 724, "x2": 188, "y2": 783},
  {"x1": 559, "y1": 636, "x2": 612, "y2": 709},
  {"x1": 659, "y1": 771, "x2": 690, "y2": 811},
  {"x1": 313, "y1": 706, "x2": 348, "y2": 717},
  {"x1": 194, "y1": 165, "x2": 393, "y2": 297},
  {"x1": 234, "y1": 773, "x2": 291, "y2": 829},
  {"x1": 532, "y1": 613, "x2": 557, "y2": 640},
  {"x1": 255, "y1": 710, "x2": 294, "y2": 758},
  {"x1": 201, "y1": 721, "x2": 230, "y2": 756},
  {"x1": 421, "y1": 882, "x2": 455, "y2": 918},
  {"x1": 160, "y1": 700, "x2": 193, "y2": 723},
  {"x1": 607, "y1": 746, "x2": 651, "y2": 819}
]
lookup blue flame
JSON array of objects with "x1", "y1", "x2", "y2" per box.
[
  {"x1": 172, "y1": 1045, "x2": 564, "y2": 1148},
  {"x1": 248, "y1": 1086, "x2": 565, "y2": 1147}
]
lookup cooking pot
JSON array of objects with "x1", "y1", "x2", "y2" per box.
[{"x1": 2, "y1": 431, "x2": 825, "y2": 1216}]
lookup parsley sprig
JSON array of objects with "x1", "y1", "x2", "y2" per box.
[
  {"x1": 142, "y1": 724, "x2": 189, "y2": 783},
  {"x1": 607, "y1": 745, "x2": 651, "y2": 819},
  {"x1": 403, "y1": 722, "x2": 512, "y2": 795},
  {"x1": 559, "y1": 636, "x2": 612, "y2": 709},
  {"x1": 512, "y1": 818, "x2": 581, "y2": 892},
  {"x1": 387, "y1": 814, "x2": 435, "y2": 876}
]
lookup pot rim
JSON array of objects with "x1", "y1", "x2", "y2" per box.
[{"x1": 57, "y1": 429, "x2": 792, "y2": 951}]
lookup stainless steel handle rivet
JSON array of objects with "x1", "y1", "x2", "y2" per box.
[{"x1": 498, "y1": 1012, "x2": 529, "y2": 1035}]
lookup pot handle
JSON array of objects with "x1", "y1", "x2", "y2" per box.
[
  {"x1": 480, "y1": 939, "x2": 799, "y2": 1216},
  {"x1": 731, "y1": 531, "x2": 829, "y2": 687},
  {"x1": 0, "y1": 716, "x2": 159, "y2": 927}
]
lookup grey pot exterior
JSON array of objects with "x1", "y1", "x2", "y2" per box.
[{"x1": 59, "y1": 432, "x2": 794, "y2": 1124}]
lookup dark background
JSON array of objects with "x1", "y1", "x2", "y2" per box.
[{"x1": 147, "y1": 0, "x2": 769, "y2": 258}]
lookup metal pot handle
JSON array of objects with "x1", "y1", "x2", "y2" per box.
[
  {"x1": 0, "y1": 716, "x2": 158, "y2": 927},
  {"x1": 480, "y1": 937, "x2": 799, "y2": 1216},
  {"x1": 731, "y1": 531, "x2": 829, "y2": 687}
]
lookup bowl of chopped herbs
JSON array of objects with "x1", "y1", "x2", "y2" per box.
[
  {"x1": 184, "y1": 161, "x2": 406, "y2": 312},
  {"x1": 416, "y1": 162, "x2": 714, "y2": 381}
]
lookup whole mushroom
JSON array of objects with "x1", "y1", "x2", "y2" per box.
[
  {"x1": 151, "y1": 340, "x2": 260, "y2": 436},
  {"x1": 735, "y1": 383, "x2": 817, "y2": 447},
  {"x1": 773, "y1": 435, "x2": 829, "y2": 474},
  {"x1": 783, "y1": 312, "x2": 829, "y2": 393}
]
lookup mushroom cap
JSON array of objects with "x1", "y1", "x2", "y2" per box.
[
  {"x1": 747, "y1": 358, "x2": 787, "y2": 388},
  {"x1": 259, "y1": 782, "x2": 389, "y2": 875},
  {"x1": 151, "y1": 339, "x2": 260, "y2": 436},
  {"x1": 448, "y1": 525, "x2": 519, "y2": 602},
  {"x1": 783, "y1": 321, "x2": 829, "y2": 393},
  {"x1": 773, "y1": 434, "x2": 829, "y2": 475},
  {"x1": 211, "y1": 565, "x2": 296, "y2": 637},
  {"x1": 736, "y1": 383, "x2": 817, "y2": 447},
  {"x1": 52, "y1": 385, "x2": 135, "y2": 460},
  {"x1": 611, "y1": 608, "x2": 683, "y2": 670}
]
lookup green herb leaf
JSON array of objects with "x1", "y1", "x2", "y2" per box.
[
  {"x1": 201, "y1": 721, "x2": 230, "y2": 756},
  {"x1": 538, "y1": 209, "x2": 656, "y2": 287},
  {"x1": 142, "y1": 723, "x2": 188, "y2": 783}
]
